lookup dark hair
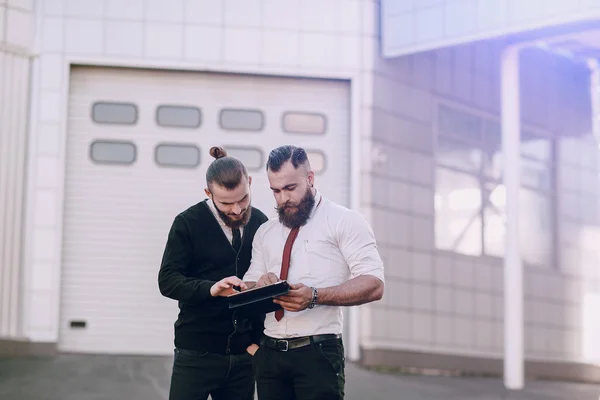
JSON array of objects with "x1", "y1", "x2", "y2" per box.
[
  {"x1": 206, "y1": 146, "x2": 248, "y2": 190},
  {"x1": 266, "y1": 145, "x2": 310, "y2": 172}
]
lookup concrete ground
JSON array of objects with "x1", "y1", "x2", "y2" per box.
[{"x1": 0, "y1": 355, "x2": 599, "y2": 400}]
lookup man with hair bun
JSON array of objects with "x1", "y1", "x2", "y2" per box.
[{"x1": 158, "y1": 146, "x2": 268, "y2": 400}]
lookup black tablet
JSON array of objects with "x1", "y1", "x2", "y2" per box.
[{"x1": 227, "y1": 280, "x2": 290, "y2": 317}]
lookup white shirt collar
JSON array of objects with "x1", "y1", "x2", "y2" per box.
[{"x1": 308, "y1": 188, "x2": 324, "y2": 217}]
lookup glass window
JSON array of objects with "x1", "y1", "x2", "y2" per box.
[
  {"x1": 155, "y1": 144, "x2": 200, "y2": 168},
  {"x1": 435, "y1": 102, "x2": 555, "y2": 265},
  {"x1": 282, "y1": 112, "x2": 327, "y2": 135},
  {"x1": 436, "y1": 136, "x2": 482, "y2": 173},
  {"x1": 483, "y1": 122, "x2": 553, "y2": 163},
  {"x1": 435, "y1": 168, "x2": 482, "y2": 256},
  {"x1": 483, "y1": 185, "x2": 553, "y2": 266},
  {"x1": 90, "y1": 140, "x2": 136, "y2": 165},
  {"x1": 156, "y1": 105, "x2": 202, "y2": 128},
  {"x1": 521, "y1": 130, "x2": 552, "y2": 162},
  {"x1": 219, "y1": 109, "x2": 264, "y2": 131},
  {"x1": 486, "y1": 157, "x2": 552, "y2": 192},
  {"x1": 224, "y1": 146, "x2": 263, "y2": 171},
  {"x1": 483, "y1": 120, "x2": 501, "y2": 154},
  {"x1": 92, "y1": 102, "x2": 137, "y2": 125},
  {"x1": 438, "y1": 104, "x2": 482, "y2": 143},
  {"x1": 307, "y1": 151, "x2": 326, "y2": 174}
]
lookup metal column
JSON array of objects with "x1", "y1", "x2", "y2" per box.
[{"x1": 501, "y1": 45, "x2": 524, "y2": 390}]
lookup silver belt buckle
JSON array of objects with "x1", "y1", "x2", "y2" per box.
[{"x1": 276, "y1": 339, "x2": 289, "y2": 352}]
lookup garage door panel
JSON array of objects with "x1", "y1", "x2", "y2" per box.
[{"x1": 60, "y1": 66, "x2": 350, "y2": 354}]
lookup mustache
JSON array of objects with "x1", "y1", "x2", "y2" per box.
[{"x1": 274, "y1": 202, "x2": 298, "y2": 212}]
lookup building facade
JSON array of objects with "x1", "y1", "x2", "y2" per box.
[{"x1": 1, "y1": 0, "x2": 599, "y2": 384}]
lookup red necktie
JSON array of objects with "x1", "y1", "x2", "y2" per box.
[{"x1": 275, "y1": 226, "x2": 300, "y2": 321}]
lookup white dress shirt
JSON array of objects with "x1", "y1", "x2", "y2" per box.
[{"x1": 243, "y1": 190, "x2": 385, "y2": 339}]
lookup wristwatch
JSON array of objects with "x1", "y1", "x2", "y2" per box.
[{"x1": 308, "y1": 287, "x2": 318, "y2": 309}]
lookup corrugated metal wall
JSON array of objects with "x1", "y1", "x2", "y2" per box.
[{"x1": 0, "y1": 50, "x2": 30, "y2": 338}]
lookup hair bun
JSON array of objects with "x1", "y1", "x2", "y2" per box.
[{"x1": 209, "y1": 146, "x2": 227, "y2": 160}]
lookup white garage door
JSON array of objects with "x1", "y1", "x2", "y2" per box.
[{"x1": 59, "y1": 66, "x2": 351, "y2": 355}]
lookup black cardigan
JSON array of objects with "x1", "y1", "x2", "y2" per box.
[{"x1": 158, "y1": 199, "x2": 268, "y2": 354}]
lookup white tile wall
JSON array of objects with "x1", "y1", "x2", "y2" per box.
[
  {"x1": 64, "y1": 0, "x2": 103, "y2": 19},
  {"x1": 224, "y1": 28, "x2": 260, "y2": 64},
  {"x1": 184, "y1": 25, "x2": 222, "y2": 61},
  {"x1": 8, "y1": 0, "x2": 33, "y2": 11},
  {"x1": 37, "y1": 123, "x2": 61, "y2": 156},
  {"x1": 368, "y1": 30, "x2": 600, "y2": 366},
  {"x1": 5, "y1": 6, "x2": 33, "y2": 49},
  {"x1": 146, "y1": 0, "x2": 185, "y2": 23},
  {"x1": 0, "y1": 7, "x2": 5, "y2": 42},
  {"x1": 65, "y1": 19, "x2": 104, "y2": 54},
  {"x1": 42, "y1": 17, "x2": 64, "y2": 52},
  {"x1": 106, "y1": 0, "x2": 144, "y2": 20},
  {"x1": 105, "y1": 21, "x2": 143, "y2": 57},
  {"x1": 184, "y1": 0, "x2": 222, "y2": 25},
  {"x1": 412, "y1": 313, "x2": 434, "y2": 343},
  {"x1": 224, "y1": 0, "x2": 260, "y2": 27},
  {"x1": 146, "y1": 23, "x2": 185, "y2": 58}
]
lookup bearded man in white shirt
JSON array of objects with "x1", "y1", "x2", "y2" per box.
[{"x1": 244, "y1": 145, "x2": 385, "y2": 400}]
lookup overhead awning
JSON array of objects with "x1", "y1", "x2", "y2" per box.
[{"x1": 381, "y1": 0, "x2": 600, "y2": 59}]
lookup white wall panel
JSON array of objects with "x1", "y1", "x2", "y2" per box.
[
  {"x1": 0, "y1": 51, "x2": 30, "y2": 338},
  {"x1": 0, "y1": 0, "x2": 33, "y2": 341}
]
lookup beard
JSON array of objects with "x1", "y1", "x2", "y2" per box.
[
  {"x1": 276, "y1": 187, "x2": 315, "y2": 229},
  {"x1": 212, "y1": 199, "x2": 251, "y2": 229}
]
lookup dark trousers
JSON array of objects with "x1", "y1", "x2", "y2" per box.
[
  {"x1": 254, "y1": 337, "x2": 345, "y2": 400},
  {"x1": 168, "y1": 347, "x2": 256, "y2": 400}
]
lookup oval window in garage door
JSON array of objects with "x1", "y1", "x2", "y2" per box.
[
  {"x1": 282, "y1": 112, "x2": 327, "y2": 135},
  {"x1": 90, "y1": 140, "x2": 136, "y2": 165},
  {"x1": 156, "y1": 105, "x2": 202, "y2": 129},
  {"x1": 92, "y1": 102, "x2": 138, "y2": 125},
  {"x1": 155, "y1": 143, "x2": 201, "y2": 168},
  {"x1": 219, "y1": 108, "x2": 264, "y2": 132}
]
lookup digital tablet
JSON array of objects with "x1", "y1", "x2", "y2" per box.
[{"x1": 227, "y1": 280, "x2": 290, "y2": 317}]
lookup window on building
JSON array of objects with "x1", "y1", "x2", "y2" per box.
[
  {"x1": 90, "y1": 140, "x2": 136, "y2": 165},
  {"x1": 156, "y1": 105, "x2": 202, "y2": 128},
  {"x1": 434, "y1": 103, "x2": 555, "y2": 266},
  {"x1": 282, "y1": 112, "x2": 327, "y2": 135},
  {"x1": 219, "y1": 108, "x2": 264, "y2": 131},
  {"x1": 155, "y1": 144, "x2": 200, "y2": 168},
  {"x1": 223, "y1": 146, "x2": 264, "y2": 171},
  {"x1": 92, "y1": 102, "x2": 138, "y2": 125}
]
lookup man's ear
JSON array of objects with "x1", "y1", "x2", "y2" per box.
[
  {"x1": 204, "y1": 188, "x2": 211, "y2": 198},
  {"x1": 307, "y1": 171, "x2": 315, "y2": 187},
  {"x1": 248, "y1": 176, "x2": 252, "y2": 186}
]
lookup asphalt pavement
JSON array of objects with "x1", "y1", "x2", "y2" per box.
[{"x1": 0, "y1": 354, "x2": 599, "y2": 400}]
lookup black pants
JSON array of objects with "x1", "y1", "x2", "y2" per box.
[
  {"x1": 168, "y1": 347, "x2": 256, "y2": 400},
  {"x1": 254, "y1": 337, "x2": 345, "y2": 400}
]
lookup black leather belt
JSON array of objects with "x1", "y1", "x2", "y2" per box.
[{"x1": 261, "y1": 334, "x2": 342, "y2": 352}]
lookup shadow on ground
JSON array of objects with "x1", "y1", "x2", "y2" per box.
[{"x1": 0, "y1": 355, "x2": 599, "y2": 400}]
